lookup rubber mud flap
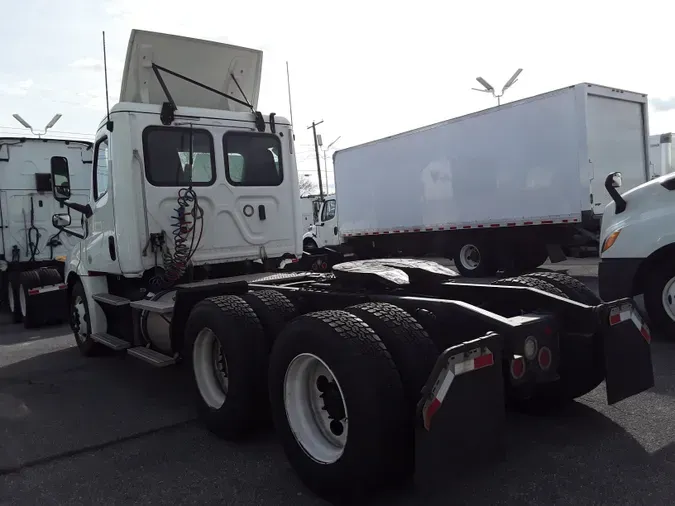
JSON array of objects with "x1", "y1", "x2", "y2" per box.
[
  {"x1": 601, "y1": 300, "x2": 655, "y2": 405},
  {"x1": 414, "y1": 332, "x2": 505, "y2": 488}
]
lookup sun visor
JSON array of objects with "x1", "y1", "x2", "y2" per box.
[{"x1": 119, "y1": 29, "x2": 263, "y2": 112}]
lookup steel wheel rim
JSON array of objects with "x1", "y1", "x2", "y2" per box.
[
  {"x1": 662, "y1": 276, "x2": 675, "y2": 321},
  {"x1": 7, "y1": 282, "x2": 14, "y2": 313},
  {"x1": 19, "y1": 285, "x2": 27, "y2": 317},
  {"x1": 459, "y1": 244, "x2": 481, "y2": 270},
  {"x1": 193, "y1": 328, "x2": 229, "y2": 409},
  {"x1": 284, "y1": 353, "x2": 348, "y2": 464}
]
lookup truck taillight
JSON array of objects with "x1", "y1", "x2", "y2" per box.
[
  {"x1": 510, "y1": 355, "x2": 526, "y2": 380},
  {"x1": 538, "y1": 347, "x2": 552, "y2": 371},
  {"x1": 524, "y1": 336, "x2": 538, "y2": 360}
]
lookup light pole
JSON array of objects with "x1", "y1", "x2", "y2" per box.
[
  {"x1": 12, "y1": 113, "x2": 62, "y2": 138},
  {"x1": 322, "y1": 136, "x2": 341, "y2": 194},
  {"x1": 471, "y1": 69, "x2": 523, "y2": 106}
]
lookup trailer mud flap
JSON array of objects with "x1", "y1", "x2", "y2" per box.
[
  {"x1": 414, "y1": 332, "x2": 505, "y2": 483},
  {"x1": 602, "y1": 301, "x2": 654, "y2": 405}
]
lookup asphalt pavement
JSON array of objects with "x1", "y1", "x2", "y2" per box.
[{"x1": 2, "y1": 259, "x2": 675, "y2": 505}]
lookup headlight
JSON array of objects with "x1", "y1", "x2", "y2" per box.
[
  {"x1": 0, "y1": 260, "x2": 7, "y2": 272},
  {"x1": 602, "y1": 229, "x2": 622, "y2": 252}
]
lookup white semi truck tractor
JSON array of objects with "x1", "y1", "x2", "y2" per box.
[{"x1": 50, "y1": 29, "x2": 655, "y2": 501}]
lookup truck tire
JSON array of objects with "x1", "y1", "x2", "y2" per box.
[
  {"x1": 19, "y1": 270, "x2": 43, "y2": 329},
  {"x1": 241, "y1": 290, "x2": 299, "y2": 349},
  {"x1": 7, "y1": 274, "x2": 22, "y2": 323},
  {"x1": 494, "y1": 276, "x2": 604, "y2": 409},
  {"x1": 643, "y1": 261, "x2": 675, "y2": 338},
  {"x1": 453, "y1": 241, "x2": 497, "y2": 278},
  {"x1": 522, "y1": 271, "x2": 601, "y2": 305},
  {"x1": 70, "y1": 280, "x2": 105, "y2": 356},
  {"x1": 345, "y1": 302, "x2": 439, "y2": 411},
  {"x1": 269, "y1": 310, "x2": 409, "y2": 499},
  {"x1": 185, "y1": 295, "x2": 269, "y2": 440},
  {"x1": 491, "y1": 275, "x2": 567, "y2": 298},
  {"x1": 38, "y1": 267, "x2": 63, "y2": 286}
]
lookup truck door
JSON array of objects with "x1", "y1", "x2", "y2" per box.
[
  {"x1": 318, "y1": 198, "x2": 339, "y2": 247},
  {"x1": 83, "y1": 136, "x2": 121, "y2": 273},
  {"x1": 587, "y1": 95, "x2": 648, "y2": 214}
]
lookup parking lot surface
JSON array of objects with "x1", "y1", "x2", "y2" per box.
[{"x1": 2, "y1": 259, "x2": 675, "y2": 505}]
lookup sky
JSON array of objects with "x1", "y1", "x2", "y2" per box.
[{"x1": 3, "y1": 0, "x2": 675, "y2": 194}]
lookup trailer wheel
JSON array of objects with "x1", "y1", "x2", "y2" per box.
[
  {"x1": 453, "y1": 242, "x2": 497, "y2": 278},
  {"x1": 345, "y1": 302, "x2": 439, "y2": 411},
  {"x1": 185, "y1": 295, "x2": 269, "y2": 440},
  {"x1": 19, "y1": 270, "x2": 43, "y2": 329},
  {"x1": 269, "y1": 310, "x2": 409, "y2": 499},
  {"x1": 522, "y1": 271, "x2": 601, "y2": 305},
  {"x1": 241, "y1": 290, "x2": 299, "y2": 348},
  {"x1": 70, "y1": 281, "x2": 104, "y2": 356},
  {"x1": 643, "y1": 261, "x2": 675, "y2": 338}
]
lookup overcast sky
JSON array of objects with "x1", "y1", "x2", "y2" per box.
[{"x1": 2, "y1": 0, "x2": 675, "y2": 193}]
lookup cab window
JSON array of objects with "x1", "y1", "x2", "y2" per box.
[
  {"x1": 93, "y1": 137, "x2": 109, "y2": 200},
  {"x1": 143, "y1": 127, "x2": 215, "y2": 186},
  {"x1": 322, "y1": 199, "x2": 336, "y2": 221},
  {"x1": 223, "y1": 132, "x2": 283, "y2": 186}
]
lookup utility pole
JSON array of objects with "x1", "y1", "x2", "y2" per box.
[
  {"x1": 322, "y1": 136, "x2": 341, "y2": 195},
  {"x1": 307, "y1": 120, "x2": 325, "y2": 199}
]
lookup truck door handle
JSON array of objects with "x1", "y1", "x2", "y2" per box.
[
  {"x1": 258, "y1": 205, "x2": 267, "y2": 220},
  {"x1": 108, "y1": 236, "x2": 117, "y2": 261}
]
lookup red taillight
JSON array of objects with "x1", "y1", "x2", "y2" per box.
[
  {"x1": 538, "y1": 346, "x2": 552, "y2": 371},
  {"x1": 510, "y1": 356, "x2": 526, "y2": 380}
]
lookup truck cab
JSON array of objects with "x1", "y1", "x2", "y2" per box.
[
  {"x1": 50, "y1": 30, "x2": 301, "y2": 357},
  {"x1": 599, "y1": 170, "x2": 675, "y2": 336},
  {"x1": 302, "y1": 194, "x2": 339, "y2": 251}
]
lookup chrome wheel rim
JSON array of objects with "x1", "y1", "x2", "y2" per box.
[{"x1": 193, "y1": 328, "x2": 229, "y2": 409}]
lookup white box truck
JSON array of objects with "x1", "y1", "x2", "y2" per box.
[
  {"x1": 649, "y1": 133, "x2": 674, "y2": 178},
  {"x1": 0, "y1": 136, "x2": 93, "y2": 326},
  {"x1": 315, "y1": 83, "x2": 650, "y2": 277}
]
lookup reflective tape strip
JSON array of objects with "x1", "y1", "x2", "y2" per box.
[
  {"x1": 422, "y1": 348, "x2": 494, "y2": 431},
  {"x1": 343, "y1": 218, "x2": 580, "y2": 237},
  {"x1": 28, "y1": 283, "x2": 67, "y2": 296},
  {"x1": 609, "y1": 303, "x2": 651, "y2": 343}
]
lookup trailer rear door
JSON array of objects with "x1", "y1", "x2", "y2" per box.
[{"x1": 586, "y1": 93, "x2": 648, "y2": 214}]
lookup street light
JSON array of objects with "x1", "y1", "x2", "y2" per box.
[
  {"x1": 472, "y1": 69, "x2": 523, "y2": 106},
  {"x1": 322, "y1": 136, "x2": 341, "y2": 194},
  {"x1": 12, "y1": 113, "x2": 62, "y2": 138}
]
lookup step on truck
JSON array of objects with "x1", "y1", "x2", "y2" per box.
[
  {"x1": 50, "y1": 29, "x2": 655, "y2": 501},
  {"x1": 309, "y1": 83, "x2": 651, "y2": 277},
  {"x1": 0, "y1": 133, "x2": 93, "y2": 327}
]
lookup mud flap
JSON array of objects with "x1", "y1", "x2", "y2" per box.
[
  {"x1": 414, "y1": 332, "x2": 505, "y2": 485},
  {"x1": 602, "y1": 300, "x2": 654, "y2": 405}
]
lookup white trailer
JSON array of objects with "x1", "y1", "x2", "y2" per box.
[
  {"x1": 325, "y1": 83, "x2": 650, "y2": 276},
  {"x1": 649, "y1": 133, "x2": 674, "y2": 178},
  {"x1": 0, "y1": 136, "x2": 93, "y2": 326},
  {"x1": 47, "y1": 30, "x2": 654, "y2": 502}
]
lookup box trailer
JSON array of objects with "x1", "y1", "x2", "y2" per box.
[
  {"x1": 327, "y1": 83, "x2": 650, "y2": 276},
  {"x1": 649, "y1": 133, "x2": 674, "y2": 178},
  {"x1": 0, "y1": 136, "x2": 93, "y2": 326}
]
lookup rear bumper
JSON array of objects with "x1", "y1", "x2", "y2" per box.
[{"x1": 598, "y1": 257, "x2": 642, "y2": 301}]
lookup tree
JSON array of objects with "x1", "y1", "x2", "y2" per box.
[{"x1": 298, "y1": 176, "x2": 316, "y2": 197}]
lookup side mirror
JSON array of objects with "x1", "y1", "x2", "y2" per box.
[
  {"x1": 52, "y1": 213, "x2": 72, "y2": 228},
  {"x1": 51, "y1": 156, "x2": 71, "y2": 201},
  {"x1": 611, "y1": 172, "x2": 623, "y2": 188}
]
